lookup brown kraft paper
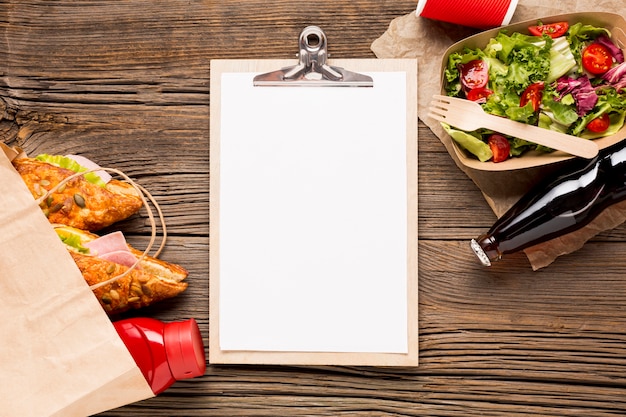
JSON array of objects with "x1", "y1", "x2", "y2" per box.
[
  {"x1": 0, "y1": 144, "x2": 154, "y2": 416},
  {"x1": 372, "y1": 4, "x2": 626, "y2": 269}
]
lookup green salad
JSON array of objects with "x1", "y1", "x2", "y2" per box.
[{"x1": 444, "y1": 21, "x2": 626, "y2": 163}]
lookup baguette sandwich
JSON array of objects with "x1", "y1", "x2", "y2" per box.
[
  {"x1": 13, "y1": 154, "x2": 143, "y2": 231},
  {"x1": 56, "y1": 225, "x2": 188, "y2": 315}
]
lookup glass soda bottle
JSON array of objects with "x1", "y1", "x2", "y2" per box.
[{"x1": 471, "y1": 138, "x2": 626, "y2": 266}]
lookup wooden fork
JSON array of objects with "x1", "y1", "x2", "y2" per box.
[{"x1": 428, "y1": 94, "x2": 599, "y2": 159}]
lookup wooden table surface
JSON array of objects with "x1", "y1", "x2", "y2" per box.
[{"x1": 3, "y1": 1, "x2": 626, "y2": 415}]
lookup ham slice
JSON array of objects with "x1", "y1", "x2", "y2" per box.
[
  {"x1": 98, "y1": 250, "x2": 139, "y2": 268},
  {"x1": 83, "y1": 230, "x2": 142, "y2": 269},
  {"x1": 84, "y1": 231, "x2": 129, "y2": 255}
]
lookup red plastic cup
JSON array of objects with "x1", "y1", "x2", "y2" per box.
[{"x1": 416, "y1": 0, "x2": 518, "y2": 30}]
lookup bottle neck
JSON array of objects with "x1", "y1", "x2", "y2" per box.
[{"x1": 470, "y1": 234, "x2": 501, "y2": 266}]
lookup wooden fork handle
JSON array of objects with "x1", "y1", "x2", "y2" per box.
[{"x1": 484, "y1": 115, "x2": 599, "y2": 159}]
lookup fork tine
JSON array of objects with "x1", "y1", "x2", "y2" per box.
[
  {"x1": 429, "y1": 99, "x2": 448, "y2": 108},
  {"x1": 429, "y1": 100, "x2": 455, "y2": 115},
  {"x1": 427, "y1": 103, "x2": 446, "y2": 115},
  {"x1": 432, "y1": 95, "x2": 474, "y2": 112},
  {"x1": 428, "y1": 96, "x2": 476, "y2": 130},
  {"x1": 432, "y1": 94, "x2": 453, "y2": 104},
  {"x1": 430, "y1": 97, "x2": 460, "y2": 112}
]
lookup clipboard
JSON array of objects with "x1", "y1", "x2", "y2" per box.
[{"x1": 210, "y1": 27, "x2": 418, "y2": 366}]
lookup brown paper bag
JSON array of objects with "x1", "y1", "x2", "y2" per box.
[
  {"x1": 372, "y1": 4, "x2": 626, "y2": 269},
  {"x1": 0, "y1": 145, "x2": 154, "y2": 416}
]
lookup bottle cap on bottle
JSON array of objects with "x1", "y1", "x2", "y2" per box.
[
  {"x1": 470, "y1": 238, "x2": 492, "y2": 266},
  {"x1": 163, "y1": 318, "x2": 206, "y2": 380}
]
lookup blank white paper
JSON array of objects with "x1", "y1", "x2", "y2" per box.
[{"x1": 218, "y1": 71, "x2": 408, "y2": 353}]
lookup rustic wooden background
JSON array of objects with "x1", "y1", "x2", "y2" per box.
[{"x1": 2, "y1": 0, "x2": 626, "y2": 415}]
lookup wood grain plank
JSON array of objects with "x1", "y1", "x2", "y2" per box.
[{"x1": 3, "y1": 0, "x2": 626, "y2": 415}]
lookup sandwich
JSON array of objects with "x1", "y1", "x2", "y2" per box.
[
  {"x1": 56, "y1": 225, "x2": 188, "y2": 315},
  {"x1": 10, "y1": 150, "x2": 188, "y2": 314},
  {"x1": 13, "y1": 154, "x2": 143, "y2": 231}
]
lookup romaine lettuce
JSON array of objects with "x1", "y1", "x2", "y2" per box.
[
  {"x1": 442, "y1": 123, "x2": 493, "y2": 162},
  {"x1": 35, "y1": 154, "x2": 107, "y2": 187}
]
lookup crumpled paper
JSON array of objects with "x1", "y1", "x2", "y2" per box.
[{"x1": 372, "y1": 3, "x2": 626, "y2": 270}]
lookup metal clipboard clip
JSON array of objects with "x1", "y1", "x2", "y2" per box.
[{"x1": 253, "y1": 26, "x2": 373, "y2": 87}]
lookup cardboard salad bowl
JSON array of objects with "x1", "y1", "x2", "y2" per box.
[{"x1": 439, "y1": 12, "x2": 626, "y2": 171}]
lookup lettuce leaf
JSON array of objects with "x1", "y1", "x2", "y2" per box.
[
  {"x1": 570, "y1": 102, "x2": 611, "y2": 136},
  {"x1": 580, "y1": 111, "x2": 626, "y2": 139},
  {"x1": 555, "y1": 75, "x2": 599, "y2": 116},
  {"x1": 35, "y1": 154, "x2": 106, "y2": 188},
  {"x1": 489, "y1": 31, "x2": 552, "y2": 95},
  {"x1": 546, "y1": 37, "x2": 577, "y2": 83},
  {"x1": 56, "y1": 230, "x2": 90, "y2": 254},
  {"x1": 509, "y1": 137, "x2": 537, "y2": 156},
  {"x1": 441, "y1": 123, "x2": 493, "y2": 162},
  {"x1": 602, "y1": 61, "x2": 626, "y2": 91}
]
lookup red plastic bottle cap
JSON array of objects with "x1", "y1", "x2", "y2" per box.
[{"x1": 163, "y1": 318, "x2": 207, "y2": 380}]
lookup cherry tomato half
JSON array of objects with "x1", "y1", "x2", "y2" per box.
[
  {"x1": 582, "y1": 43, "x2": 613, "y2": 75},
  {"x1": 520, "y1": 82, "x2": 545, "y2": 112},
  {"x1": 528, "y1": 22, "x2": 569, "y2": 38},
  {"x1": 460, "y1": 59, "x2": 488, "y2": 91},
  {"x1": 466, "y1": 87, "x2": 493, "y2": 103},
  {"x1": 488, "y1": 134, "x2": 511, "y2": 163},
  {"x1": 586, "y1": 113, "x2": 610, "y2": 133}
]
